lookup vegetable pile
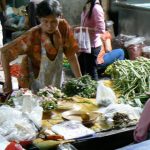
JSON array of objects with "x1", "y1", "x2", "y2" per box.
[
  {"x1": 37, "y1": 86, "x2": 65, "y2": 111},
  {"x1": 62, "y1": 75, "x2": 97, "y2": 98},
  {"x1": 6, "y1": 76, "x2": 97, "y2": 111},
  {"x1": 105, "y1": 57, "x2": 150, "y2": 103},
  {"x1": 6, "y1": 86, "x2": 66, "y2": 111}
]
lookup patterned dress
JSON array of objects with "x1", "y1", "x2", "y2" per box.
[{"x1": 4, "y1": 19, "x2": 78, "y2": 89}]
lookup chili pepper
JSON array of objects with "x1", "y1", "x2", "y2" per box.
[{"x1": 45, "y1": 135, "x2": 64, "y2": 140}]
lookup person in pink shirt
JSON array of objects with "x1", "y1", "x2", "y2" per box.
[{"x1": 77, "y1": 0, "x2": 124, "y2": 80}]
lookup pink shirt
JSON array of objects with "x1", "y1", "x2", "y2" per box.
[{"x1": 81, "y1": 4, "x2": 105, "y2": 48}]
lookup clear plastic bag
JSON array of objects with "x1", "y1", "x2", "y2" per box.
[
  {"x1": 113, "y1": 34, "x2": 136, "y2": 49},
  {"x1": 0, "y1": 105, "x2": 38, "y2": 141},
  {"x1": 11, "y1": 89, "x2": 43, "y2": 127},
  {"x1": 96, "y1": 81, "x2": 116, "y2": 107},
  {"x1": 0, "y1": 134, "x2": 10, "y2": 149},
  {"x1": 57, "y1": 143, "x2": 78, "y2": 150},
  {"x1": 74, "y1": 27, "x2": 91, "y2": 53},
  {"x1": 101, "y1": 104, "x2": 142, "y2": 128}
]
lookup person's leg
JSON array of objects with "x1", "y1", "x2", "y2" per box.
[
  {"x1": 86, "y1": 47, "x2": 101, "y2": 80},
  {"x1": 99, "y1": 48, "x2": 124, "y2": 67},
  {"x1": 97, "y1": 67, "x2": 106, "y2": 78},
  {"x1": 86, "y1": 53, "x2": 98, "y2": 80},
  {"x1": 78, "y1": 52, "x2": 86, "y2": 75}
]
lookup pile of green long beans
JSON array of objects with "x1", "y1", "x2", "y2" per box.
[{"x1": 105, "y1": 57, "x2": 150, "y2": 100}]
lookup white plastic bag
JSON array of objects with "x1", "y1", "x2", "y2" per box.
[
  {"x1": 0, "y1": 134, "x2": 10, "y2": 150},
  {"x1": 101, "y1": 103, "x2": 142, "y2": 127},
  {"x1": 96, "y1": 81, "x2": 116, "y2": 107},
  {"x1": 0, "y1": 105, "x2": 37, "y2": 141},
  {"x1": 74, "y1": 27, "x2": 91, "y2": 53},
  {"x1": 57, "y1": 143, "x2": 78, "y2": 150}
]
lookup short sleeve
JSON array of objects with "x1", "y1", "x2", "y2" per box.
[
  {"x1": 59, "y1": 19, "x2": 79, "y2": 58},
  {"x1": 2, "y1": 30, "x2": 32, "y2": 62}
]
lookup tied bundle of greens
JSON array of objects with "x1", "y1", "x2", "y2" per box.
[
  {"x1": 62, "y1": 75, "x2": 97, "y2": 98},
  {"x1": 105, "y1": 57, "x2": 150, "y2": 104}
]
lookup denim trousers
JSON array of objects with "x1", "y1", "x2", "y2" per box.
[{"x1": 78, "y1": 47, "x2": 124, "y2": 80}]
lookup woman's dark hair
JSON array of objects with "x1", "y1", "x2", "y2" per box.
[
  {"x1": 86, "y1": 0, "x2": 102, "y2": 18},
  {"x1": 36, "y1": 0, "x2": 62, "y2": 18}
]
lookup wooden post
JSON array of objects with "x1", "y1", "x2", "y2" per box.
[{"x1": 102, "y1": 0, "x2": 110, "y2": 20}]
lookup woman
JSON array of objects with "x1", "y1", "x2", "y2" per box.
[
  {"x1": 77, "y1": 0, "x2": 124, "y2": 80},
  {"x1": 1, "y1": 0, "x2": 81, "y2": 93}
]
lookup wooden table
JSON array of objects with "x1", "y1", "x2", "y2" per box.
[{"x1": 34, "y1": 96, "x2": 136, "y2": 150}]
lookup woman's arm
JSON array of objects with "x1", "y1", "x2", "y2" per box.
[
  {"x1": 1, "y1": 34, "x2": 30, "y2": 93},
  {"x1": 59, "y1": 19, "x2": 82, "y2": 77},
  {"x1": 100, "y1": 31, "x2": 112, "y2": 52},
  {"x1": 1, "y1": 52, "x2": 12, "y2": 93},
  {"x1": 67, "y1": 53, "x2": 82, "y2": 78}
]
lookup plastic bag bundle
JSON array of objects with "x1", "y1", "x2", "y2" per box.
[
  {"x1": 57, "y1": 143, "x2": 78, "y2": 150},
  {"x1": 0, "y1": 106, "x2": 37, "y2": 141},
  {"x1": 74, "y1": 27, "x2": 91, "y2": 53},
  {"x1": 96, "y1": 81, "x2": 116, "y2": 107},
  {"x1": 102, "y1": 103, "x2": 142, "y2": 127}
]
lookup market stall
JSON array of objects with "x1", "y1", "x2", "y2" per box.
[
  {"x1": 0, "y1": 71, "x2": 148, "y2": 149},
  {"x1": 0, "y1": 1, "x2": 150, "y2": 149}
]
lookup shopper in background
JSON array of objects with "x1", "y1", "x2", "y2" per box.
[
  {"x1": 1, "y1": 0, "x2": 81, "y2": 94},
  {"x1": 75, "y1": 0, "x2": 124, "y2": 80},
  {"x1": 26, "y1": 0, "x2": 43, "y2": 27}
]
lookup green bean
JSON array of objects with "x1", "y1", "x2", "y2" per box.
[{"x1": 105, "y1": 57, "x2": 150, "y2": 101}]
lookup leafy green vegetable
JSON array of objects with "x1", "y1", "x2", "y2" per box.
[
  {"x1": 62, "y1": 75, "x2": 97, "y2": 98},
  {"x1": 41, "y1": 100, "x2": 57, "y2": 111}
]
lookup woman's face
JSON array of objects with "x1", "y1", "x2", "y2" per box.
[{"x1": 40, "y1": 15, "x2": 60, "y2": 34}]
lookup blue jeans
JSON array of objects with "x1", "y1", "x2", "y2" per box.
[
  {"x1": 78, "y1": 48, "x2": 125, "y2": 80},
  {"x1": 98, "y1": 48, "x2": 125, "y2": 68}
]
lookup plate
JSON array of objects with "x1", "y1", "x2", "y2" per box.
[
  {"x1": 62, "y1": 110, "x2": 99, "y2": 126},
  {"x1": 57, "y1": 101, "x2": 81, "y2": 111}
]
